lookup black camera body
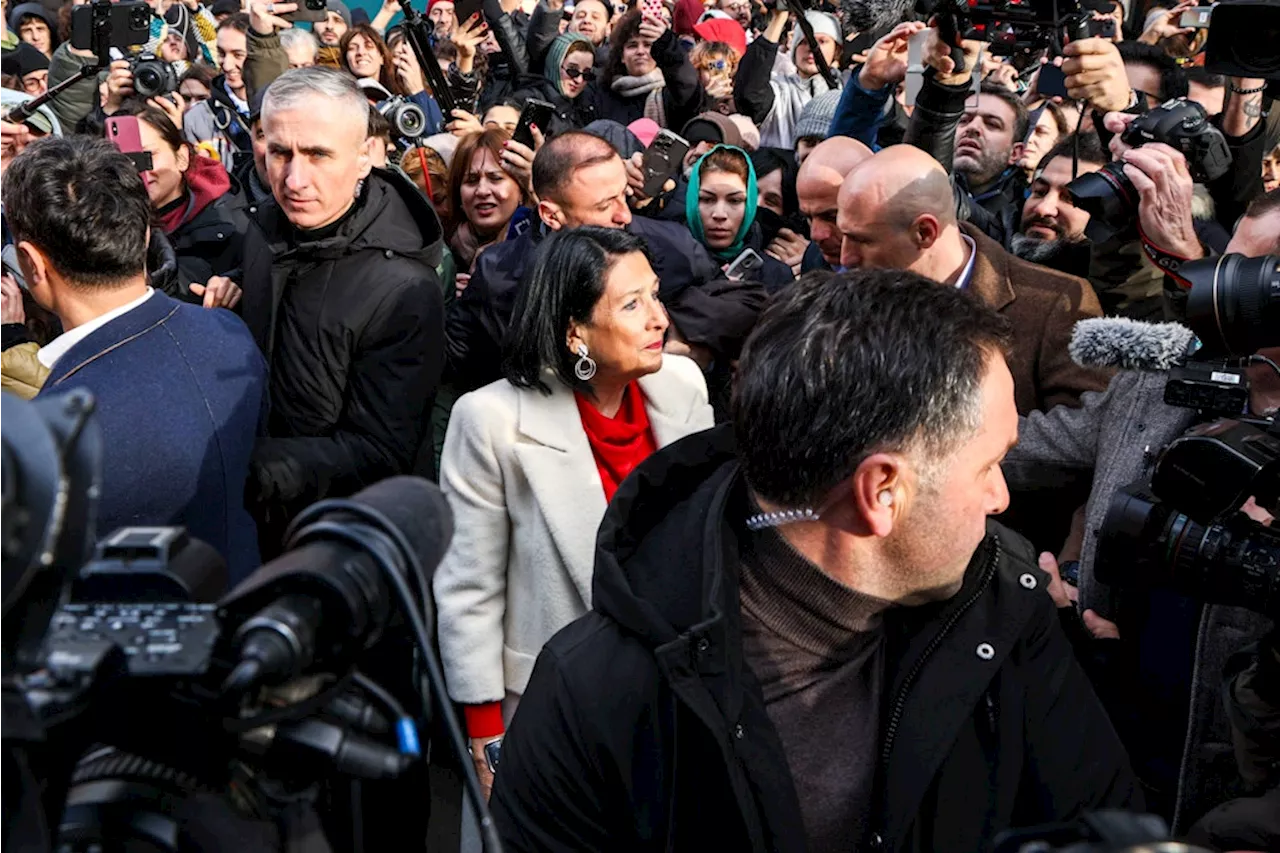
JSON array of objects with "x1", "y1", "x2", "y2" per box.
[
  {"x1": 917, "y1": 0, "x2": 1094, "y2": 59},
  {"x1": 376, "y1": 95, "x2": 428, "y2": 143},
  {"x1": 129, "y1": 53, "x2": 179, "y2": 99},
  {"x1": 1067, "y1": 99, "x2": 1233, "y2": 241}
]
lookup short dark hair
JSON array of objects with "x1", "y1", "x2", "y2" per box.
[
  {"x1": 1118, "y1": 41, "x2": 1188, "y2": 102},
  {"x1": 979, "y1": 83, "x2": 1030, "y2": 145},
  {"x1": 1185, "y1": 66, "x2": 1225, "y2": 90},
  {"x1": 732, "y1": 269, "x2": 1012, "y2": 508},
  {"x1": 1036, "y1": 131, "x2": 1107, "y2": 174},
  {"x1": 504, "y1": 227, "x2": 651, "y2": 395},
  {"x1": 1, "y1": 136, "x2": 150, "y2": 288},
  {"x1": 531, "y1": 130, "x2": 619, "y2": 201},
  {"x1": 604, "y1": 10, "x2": 644, "y2": 86},
  {"x1": 218, "y1": 11, "x2": 250, "y2": 33},
  {"x1": 1245, "y1": 187, "x2": 1280, "y2": 219}
]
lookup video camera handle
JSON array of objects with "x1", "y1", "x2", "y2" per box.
[
  {"x1": 395, "y1": 0, "x2": 459, "y2": 118},
  {"x1": 780, "y1": 0, "x2": 839, "y2": 91},
  {"x1": 6, "y1": 0, "x2": 115, "y2": 125}
]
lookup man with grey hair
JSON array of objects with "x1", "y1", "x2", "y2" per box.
[
  {"x1": 279, "y1": 27, "x2": 319, "y2": 68},
  {"x1": 835, "y1": 144, "x2": 1110, "y2": 415},
  {"x1": 239, "y1": 66, "x2": 446, "y2": 550}
]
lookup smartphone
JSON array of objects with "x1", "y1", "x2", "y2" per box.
[
  {"x1": 452, "y1": 0, "x2": 484, "y2": 26},
  {"x1": 71, "y1": 1, "x2": 151, "y2": 53},
  {"x1": 1036, "y1": 64, "x2": 1068, "y2": 99},
  {"x1": 639, "y1": 129, "x2": 689, "y2": 198},
  {"x1": 106, "y1": 116, "x2": 153, "y2": 172},
  {"x1": 513, "y1": 99, "x2": 555, "y2": 149},
  {"x1": 1179, "y1": 5, "x2": 1215, "y2": 29},
  {"x1": 724, "y1": 248, "x2": 764, "y2": 282},
  {"x1": 282, "y1": 0, "x2": 328, "y2": 24},
  {"x1": 1087, "y1": 17, "x2": 1117, "y2": 39},
  {"x1": 640, "y1": 0, "x2": 664, "y2": 21}
]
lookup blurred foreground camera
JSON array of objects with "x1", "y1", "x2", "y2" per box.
[
  {"x1": 376, "y1": 95, "x2": 427, "y2": 142},
  {"x1": 1183, "y1": 254, "x2": 1280, "y2": 358},
  {"x1": 129, "y1": 54, "x2": 178, "y2": 99},
  {"x1": 1067, "y1": 99, "x2": 1232, "y2": 242},
  {"x1": 1204, "y1": 0, "x2": 1280, "y2": 81}
]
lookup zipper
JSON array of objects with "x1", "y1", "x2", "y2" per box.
[
  {"x1": 1171, "y1": 602, "x2": 1208, "y2": 834},
  {"x1": 870, "y1": 535, "x2": 1002, "y2": 847}
]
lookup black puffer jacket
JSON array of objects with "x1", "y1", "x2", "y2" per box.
[
  {"x1": 507, "y1": 75, "x2": 595, "y2": 135},
  {"x1": 240, "y1": 168, "x2": 445, "y2": 519},
  {"x1": 168, "y1": 184, "x2": 251, "y2": 298},
  {"x1": 491, "y1": 425, "x2": 1141, "y2": 852}
]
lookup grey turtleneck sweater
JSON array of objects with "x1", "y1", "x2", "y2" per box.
[{"x1": 739, "y1": 525, "x2": 890, "y2": 852}]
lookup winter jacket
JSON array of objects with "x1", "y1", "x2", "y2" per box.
[
  {"x1": 507, "y1": 74, "x2": 594, "y2": 135},
  {"x1": 1, "y1": 340, "x2": 47, "y2": 399},
  {"x1": 490, "y1": 425, "x2": 1141, "y2": 852},
  {"x1": 239, "y1": 168, "x2": 446, "y2": 518},
  {"x1": 45, "y1": 42, "x2": 100, "y2": 132},
  {"x1": 585, "y1": 29, "x2": 702, "y2": 130},
  {"x1": 734, "y1": 35, "x2": 839, "y2": 149},
  {"x1": 183, "y1": 75, "x2": 252, "y2": 174},
  {"x1": 244, "y1": 28, "x2": 292, "y2": 100},
  {"x1": 161, "y1": 158, "x2": 251, "y2": 297}
]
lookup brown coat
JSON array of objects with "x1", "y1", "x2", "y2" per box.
[{"x1": 962, "y1": 223, "x2": 1113, "y2": 415}]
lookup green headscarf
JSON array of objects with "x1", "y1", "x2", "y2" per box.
[
  {"x1": 544, "y1": 33, "x2": 594, "y2": 96},
  {"x1": 685, "y1": 144, "x2": 758, "y2": 263}
]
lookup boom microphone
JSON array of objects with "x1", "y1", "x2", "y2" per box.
[
  {"x1": 841, "y1": 0, "x2": 916, "y2": 36},
  {"x1": 221, "y1": 476, "x2": 454, "y2": 693},
  {"x1": 1069, "y1": 317, "x2": 1199, "y2": 371}
]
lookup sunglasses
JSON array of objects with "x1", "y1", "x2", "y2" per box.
[
  {"x1": 564, "y1": 66, "x2": 596, "y2": 81},
  {"x1": 708, "y1": 58, "x2": 728, "y2": 71}
]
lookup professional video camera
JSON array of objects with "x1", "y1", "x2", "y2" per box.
[
  {"x1": 1, "y1": 391, "x2": 502, "y2": 852},
  {"x1": 129, "y1": 54, "x2": 179, "y2": 99},
  {"x1": 1091, "y1": 255, "x2": 1280, "y2": 620},
  {"x1": 1066, "y1": 98, "x2": 1233, "y2": 242},
  {"x1": 916, "y1": 0, "x2": 1105, "y2": 62}
]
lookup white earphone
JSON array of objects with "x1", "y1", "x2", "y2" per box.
[{"x1": 878, "y1": 491, "x2": 894, "y2": 507}]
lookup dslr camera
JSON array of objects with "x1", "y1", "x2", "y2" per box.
[
  {"x1": 1067, "y1": 98, "x2": 1233, "y2": 242},
  {"x1": 129, "y1": 53, "x2": 179, "y2": 99},
  {"x1": 376, "y1": 95, "x2": 428, "y2": 144},
  {"x1": 1095, "y1": 254, "x2": 1280, "y2": 619}
]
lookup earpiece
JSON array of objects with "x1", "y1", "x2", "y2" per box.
[{"x1": 878, "y1": 491, "x2": 894, "y2": 507}]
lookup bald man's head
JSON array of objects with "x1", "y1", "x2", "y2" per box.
[
  {"x1": 797, "y1": 137, "x2": 873, "y2": 266},
  {"x1": 836, "y1": 146, "x2": 966, "y2": 279}
]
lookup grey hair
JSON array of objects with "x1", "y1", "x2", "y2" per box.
[
  {"x1": 279, "y1": 27, "x2": 319, "y2": 58},
  {"x1": 261, "y1": 66, "x2": 367, "y2": 128}
]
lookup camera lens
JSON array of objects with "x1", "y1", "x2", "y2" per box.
[
  {"x1": 1065, "y1": 162, "x2": 1138, "y2": 241},
  {"x1": 394, "y1": 104, "x2": 426, "y2": 139},
  {"x1": 1183, "y1": 254, "x2": 1280, "y2": 357},
  {"x1": 134, "y1": 64, "x2": 160, "y2": 98}
]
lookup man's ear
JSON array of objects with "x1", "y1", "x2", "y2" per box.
[
  {"x1": 1008, "y1": 141, "x2": 1026, "y2": 167},
  {"x1": 357, "y1": 135, "x2": 375, "y2": 180},
  {"x1": 849, "y1": 452, "x2": 906, "y2": 539},
  {"x1": 911, "y1": 214, "x2": 941, "y2": 250},
  {"x1": 16, "y1": 240, "x2": 53, "y2": 302},
  {"x1": 538, "y1": 199, "x2": 565, "y2": 231}
]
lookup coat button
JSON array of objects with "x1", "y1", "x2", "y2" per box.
[
  {"x1": 384, "y1": 249, "x2": 394, "y2": 259},
  {"x1": 733, "y1": 724, "x2": 744, "y2": 740},
  {"x1": 1019, "y1": 573, "x2": 1037, "y2": 590},
  {"x1": 976, "y1": 642, "x2": 995, "y2": 660},
  {"x1": 216, "y1": 232, "x2": 225, "y2": 240},
  {"x1": 696, "y1": 637, "x2": 710, "y2": 653}
]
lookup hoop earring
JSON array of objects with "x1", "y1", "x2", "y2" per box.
[{"x1": 574, "y1": 343, "x2": 596, "y2": 382}]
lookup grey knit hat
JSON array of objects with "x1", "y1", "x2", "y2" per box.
[{"x1": 793, "y1": 90, "x2": 841, "y2": 140}]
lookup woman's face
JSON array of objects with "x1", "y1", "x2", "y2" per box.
[
  {"x1": 346, "y1": 34, "x2": 382, "y2": 79},
  {"x1": 698, "y1": 167, "x2": 748, "y2": 251},
  {"x1": 138, "y1": 119, "x2": 189, "y2": 209},
  {"x1": 179, "y1": 78, "x2": 210, "y2": 106},
  {"x1": 572, "y1": 250, "x2": 668, "y2": 384},
  {"x1": 18, "y1": 17, "x2": 52, "y2": 56},
  {"x1": 460, "y1": 148, "x2": 521, "y2": 238},
  {"x1": 622, "y1": 36, "x2": 656, "y2": 77},
  {"x1": 560, "y1": 49, "x2": 594, "y2": 99},
  {"x1": 793, "y1": 33, "x2": 836, "y2": 78},
  {"x1": 161, "y1": 31, "x2": 188, "y2": 62},
  {"x1": 1017, "y1": 108, "x2": 1061, "y2": 176},
  {"x1": 756, "y1": 169, "x2": 784, "y2": 217},
  {"x1": 483, "y1": 104, "x2": 519, "y2": 132},
  {"x1": 21, "y1": 69, "x2": 48, "y2": 97}
]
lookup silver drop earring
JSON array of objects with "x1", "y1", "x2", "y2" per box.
[{"x1": 574, "y1": 343, "x2": 597, "y2": 381}]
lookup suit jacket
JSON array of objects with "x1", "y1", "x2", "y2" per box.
[
  {"x1": 39, "y1": 292, "x2": 267, "y2": 585},
  {"x1": 963, "y1": 222, "x2": 1113, "y2": 414},
  {"x1": 433, "y1": 355, "x2": 715, "y2": 707}
]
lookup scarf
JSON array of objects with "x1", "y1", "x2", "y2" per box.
[
  {"x1": 611, "y1": 69, "x2": 666, "y2": 126},
  {"x1": 574, "y1": 382, "x2": 657, "y2": 502},
  {"x1": 685, "y1": 144, "x2": 758, "y2": 263},
  {"x1": 544, "y1": 32, "x2": 593, "y2": 96},
  {"x1": 155, "y1": 153, "x2": 231, "y2": 235}
]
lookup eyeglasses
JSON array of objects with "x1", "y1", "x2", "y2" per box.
[
  {"x1": 708, "y1": 58, "x2": 728, "y2": 71},
  {"x1": 564, "y1": 66, "x2": 596, "y2": 82}
]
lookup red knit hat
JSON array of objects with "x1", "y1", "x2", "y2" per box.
[
  {"x1": 672, "y1": 0, "x2": 703, "y2": 36},
  {"x1": 693, "y1": 18, "x2": 746, "y2": 59},
  {"x1": 427, "y1": 0, "x2": 455, "y2": 11}
]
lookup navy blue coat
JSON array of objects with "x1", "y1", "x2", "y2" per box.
[{"x1": 39, "y1": 291, "x2": 267, "y2": 586}]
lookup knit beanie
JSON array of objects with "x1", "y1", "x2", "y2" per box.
[
  {"x1": 793, "y1": 90, "x2": 841, "y2": 139},
  {"x1": 792, "y1": 10, "x2": 841, "y2": 46},
  {"x1": 544, "y1": 32, "x2": 593, "y2": 95}
]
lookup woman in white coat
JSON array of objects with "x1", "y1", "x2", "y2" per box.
[{"x1": 434, "y1": 227, "x2": 715, "y2": 797}]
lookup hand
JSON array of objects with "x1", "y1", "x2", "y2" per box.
[
  {"x1": 984, "y1": 61, "x2": 1020, "y2": 92},
  {"x1": 393, "y1": 50, "x2": 426, "y2": 96},
  {"x1": 190, "y1": 275, "x2": 243, "y2": 309},
  {"x1": 1122, "y1": 142, "x2": 1203, "y2": 260},
  {"x1": 765, "y1": 228, "x2": 809, "y2": 273},
  {"x1": 104, "y1": 59, "x2": 135, "y2": 113},
  {"x1": 1038, "y1": 552, "x2": 1079, "y2": 609},
  {"x1": 857, "y1": 20, "x2": 926, "y2": 91},
  {"x1": 704, "y1": 75, "x2": 732, "y2": 101},
  {"x1": 454, "y1": 271, "x2": 470, "y2": 299},
  {"x1": 1138, "y1": 1, "x2": 1197, "y2": 45},
  {"x1": 470, "y1": 736, "x2": 500, "y2": 801},
  {"x1": 500, "y1": 126, "x2": 543, "y2": 197},
  {"x1": 249, "y1": 0, "x2": 296, "y2": 35},
  {"x1": 924, "y1": 31, "x2": 984, "y2": 87},
  {"x1": 1061, "y1": 37, "x2": 1131, "y2": 112},
  {"x1": 545, "y1": 0, "x2": 564, "y2": 10},
  {"x1": 1, "y1": 274, "x2": 25, "y2": 325},
  {"x1": 447, "y1": 108, "x2": 484, "y2": 137},
  {"x1": 149, "y1": 92, "x2": 186, "y2": 132},
  {"x1": 1102, "y1": 110, "x2": 1138, "y2": 160},
  {"x1": 452, "y1": 13, "x2": 487, "y2": 62},
  {"x1": 637, "y1": 12, "x2": 667, "y2": 43},
  {"x1": 1, "y1": 119, "x2": 32, "y2": 173},
  {"x1": 1082, "y1": 610, "x2": 1120, "y2": 640},
  {"x1": 624, "y1": 151, "x2": 675, "y2": 207}
]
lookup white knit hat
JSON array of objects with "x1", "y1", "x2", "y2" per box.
[{"x1": 793, "y1": 10, "x2": 841, "y2": 46}]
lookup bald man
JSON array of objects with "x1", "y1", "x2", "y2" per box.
[
  {"x1": 837, "y1": 145, "x2": 1111, "y2": 415},
  {"x1": 796, "y1": 136, "x2": 872, "y2": 271}
]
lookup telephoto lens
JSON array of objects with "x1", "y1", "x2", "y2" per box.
[{"x1": 1182, "y1": 253, "x2": 1280, "y2": 357}]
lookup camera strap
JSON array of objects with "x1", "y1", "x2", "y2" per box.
[{"x1": 1138, "y1": 224, "x2": 1201, "y2": 290}]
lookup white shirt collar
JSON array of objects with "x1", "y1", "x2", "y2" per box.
[
  {"x1": 954, "y1": 233, "x2": 977, "y2": 290},
  {"x1": 38, "y1": 288, "x2": 155, "y2": 370}
]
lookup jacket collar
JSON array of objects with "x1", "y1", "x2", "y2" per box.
[
  {"x1": 960, "y1": 222, "x2": 1016, "y2": 313},
  {"x1": 44, "y1": 291, "x2": 180, "y2": 387}
]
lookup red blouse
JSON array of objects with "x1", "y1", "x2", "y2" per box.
[{"x1": 574, "y1": 382, "x2": 658, "y2": 502}]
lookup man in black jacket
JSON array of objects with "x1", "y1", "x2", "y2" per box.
[
  {"x1": 240, "y1": 67, "x2": 445, "y2": 549},
  {"x1": 490, "y1": 269, "x2": 1139, "y2": 852}
]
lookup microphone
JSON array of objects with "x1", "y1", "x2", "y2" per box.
[
  {"x1": 842, "y1": 0, "x2": 916, "y2": 37},
  {"x1": 1069, "y1": 317, "x2": 1199, "y2": 371},
  {"x1": 220, "y1": 476, "x2": 454, "y2": 694}
]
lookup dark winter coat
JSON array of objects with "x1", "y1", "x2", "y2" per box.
[
  {"x1": 168, "y1": 185, "x2": 251, "y2": 299},
  {"x1": 507, "y1": 74, "x2": 594, "y2": 135},
  {"x1": 490, "y1": 425, "x2": 1141, "y2": 852},
  {"x1": 584, "y1": 29, "x2": 702, "y2": 131}
]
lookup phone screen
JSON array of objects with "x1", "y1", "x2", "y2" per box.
[{"x1": 1036, "y1": 64, "x2": 1068, "y2": 99}]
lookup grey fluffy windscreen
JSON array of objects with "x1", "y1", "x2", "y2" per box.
[{"x1": 1069, "y1": 317, "x2": 1199, "y2": 371}]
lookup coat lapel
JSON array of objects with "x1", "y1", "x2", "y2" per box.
[
  {"x1": 962, "y1": 224, "x2": 1016, "y2": 314},
  {"x1": 513, "y1": 381, "x2": 607, "y2": 607}
]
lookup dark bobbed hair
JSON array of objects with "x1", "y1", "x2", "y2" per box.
[
  {"x1": 2, "y1": 136, "x2": 151, "y2": 288},
  {"x1": 503, "y1": 226, "x2": 652, "y2": 396},
  {"x1": 732, "y1": 269, "x2": 1013, "y2": 509},
  {"x1": 447, "y1": 127, "x2": 523, "y2": 238}
]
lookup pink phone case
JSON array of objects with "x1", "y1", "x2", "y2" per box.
[{"x1": 106, "y1": 116, "x2": 145, "y2": 155}]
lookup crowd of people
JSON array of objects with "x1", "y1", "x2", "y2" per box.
[{"x1": 2, "y1": 0, "x2": 1278, "y2": 850}]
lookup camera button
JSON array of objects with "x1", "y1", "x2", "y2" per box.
[
  {"x1": 1019, "y1": 573, "x2": 1037, "y2": 590},
  {"x1": 976, "y1": 643, "x2": 995, "y2": 661}
]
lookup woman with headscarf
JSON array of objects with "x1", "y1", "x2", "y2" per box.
[
  {"x1": 508, "y1": 32, "x2": 597, "y2": 134},
  {"x1": 686, "y1": 144, "x2": 794, "y2": 292}
]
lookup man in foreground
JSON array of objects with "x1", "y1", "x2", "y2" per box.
[{"x1": 490, "y1": 269, "x2": 1139, "y2": 851}]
